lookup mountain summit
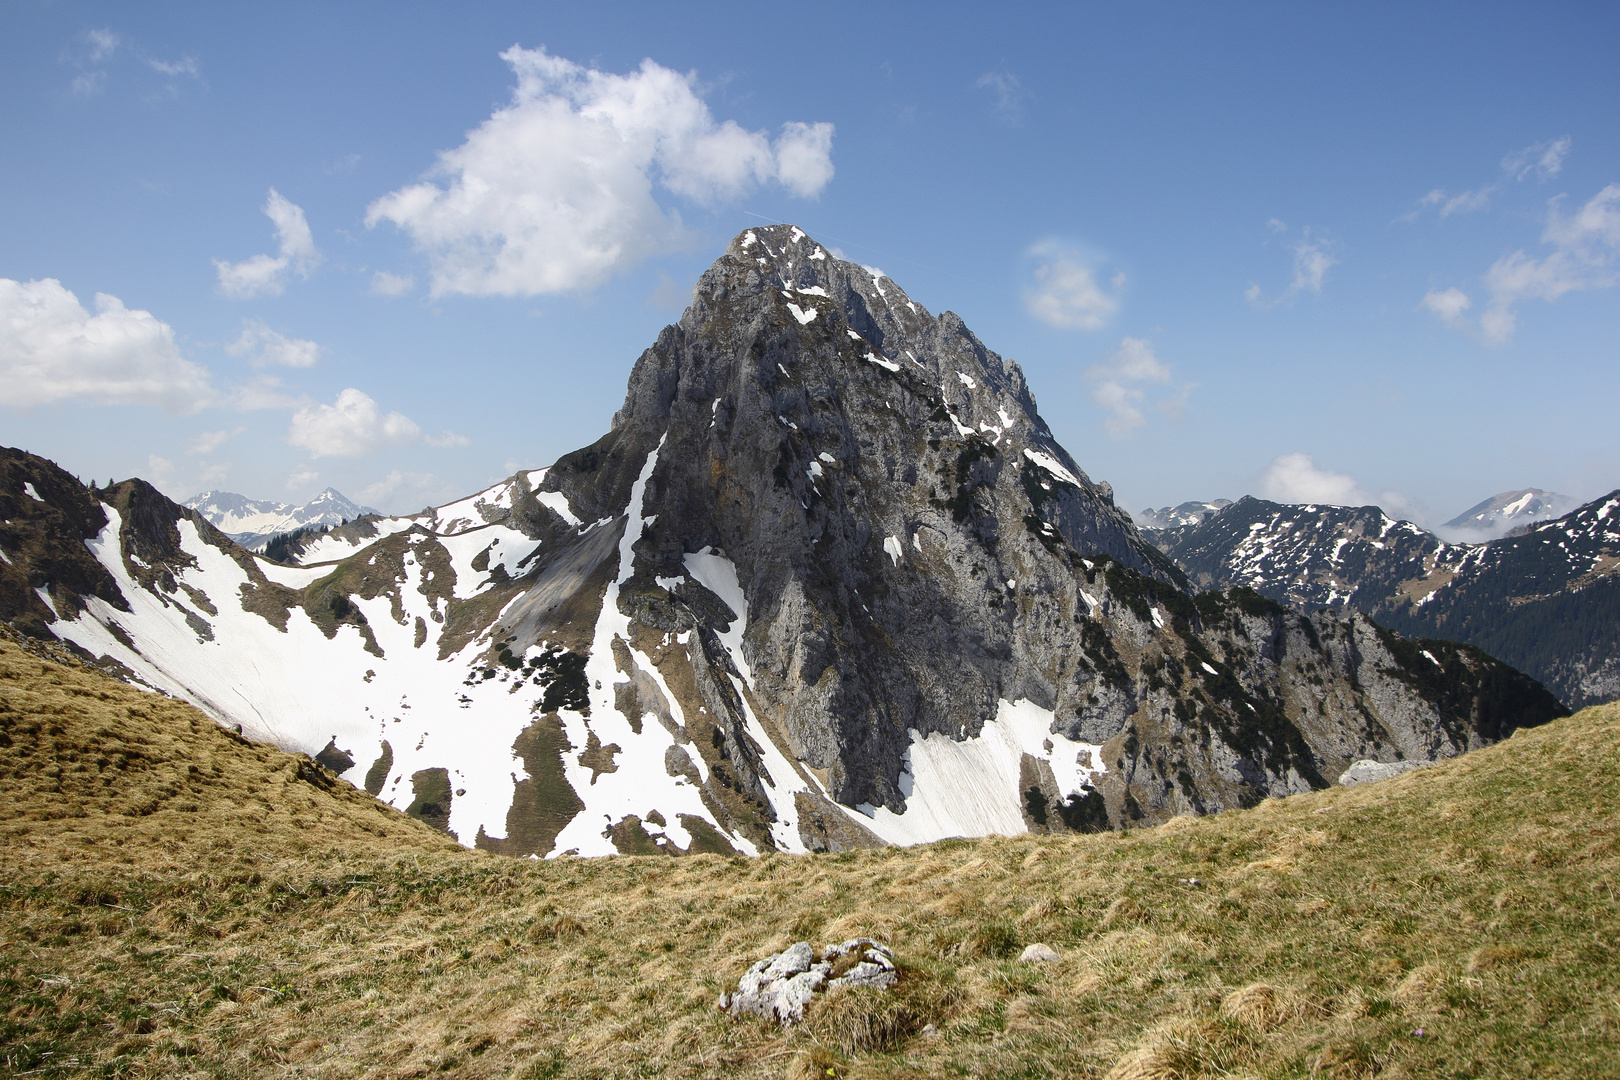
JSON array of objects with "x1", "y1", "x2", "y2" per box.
[
  {"x1": 1441, "y1": 488, "x2": 1577, "y2": 540},
  {"x1": 0, "y1": 226, "x2": 1564, "y2": 855}
]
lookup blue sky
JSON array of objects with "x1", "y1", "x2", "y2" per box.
[{"x1": 2, "y1": 2, "x2": 1617, "y2": 524}]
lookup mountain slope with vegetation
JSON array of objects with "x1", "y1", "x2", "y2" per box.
[{"x1": 3, "y1": 636, "x2": 1615, "y2": 1079}]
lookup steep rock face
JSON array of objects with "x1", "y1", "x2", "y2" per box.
[{"x1": 0, "y1": 227, "x2": 1567, "y2": 856}]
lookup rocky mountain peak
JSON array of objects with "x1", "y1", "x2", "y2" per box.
[
  {"x1": 522, "y1": 224, "x2": 1192, "y2": 811},
  {"x1": 598, "y1": 224, "x2": 1152, "y2": 566}
]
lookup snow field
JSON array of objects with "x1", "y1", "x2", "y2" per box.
[
  {"x1": 49, "y1": 507, "x2": 581, "y2": 853},
  {"x1": 855, "y1": 699, "x2": 1108, "y2": 846}
]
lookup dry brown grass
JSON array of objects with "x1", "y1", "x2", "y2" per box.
[{"x1": 3, "y1": 635, "x2": 1619, "y2": 1078}]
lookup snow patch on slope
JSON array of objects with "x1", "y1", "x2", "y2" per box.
[
  {"x1": 855, "y1": 699, "x2": 1107, "y2": 846},
  {"x1": 547, "y1": 439, "x2": 754, "y2": 858}
]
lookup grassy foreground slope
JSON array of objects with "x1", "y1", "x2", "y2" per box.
[{"x1": 1, "y1": 637, "x2": 1616, "y2": 1079}]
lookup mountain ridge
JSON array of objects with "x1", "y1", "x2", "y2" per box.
[
  {"x1": 1154, "y1": 491, "x2": 1620, "y2": 708},
  {"x1": 183, "y1": 487, "x2": 379, "y2": 551}
]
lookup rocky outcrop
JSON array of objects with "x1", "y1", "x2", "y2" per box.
[{"x1": 722, "y1": 939, "x2": 898, "y2": 1024}]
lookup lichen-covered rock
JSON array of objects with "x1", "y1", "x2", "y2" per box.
[{"x1": 723, "y1": 939, "x2": 897, "y2": 1023}]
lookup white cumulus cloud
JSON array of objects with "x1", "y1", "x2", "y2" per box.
[
  {"x1": 1025, "y1": 241, "x2": 1121, "y2": 330},
  {"x1": 287, "y1": 388, "x2": 422, "y2": 458},
  {"x1": 226, "y1": 320, "x2": 321, "y2": 368},
  {"x1": 214, "y1": 189, "x2": 322, "y2": 299},
  {"x1": 1085, "y1": 337, "x2": 1191, "y2": 438},
  {"x1": 1261, "y1": 453, "x2": 1387, "y2": 507},
  {"x1": 0, "y1": 277, "x2": 212, "y2": 413},
  {"x1": 366, "y1": 46, "x2": 836, "y2": 297}
]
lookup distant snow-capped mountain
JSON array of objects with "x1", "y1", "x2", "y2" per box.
[
  {"x1": 1135, "y1": 499, "x2": 1232, "y2": 532},
  {"x1": 1441, "y1": 488, "x2": 1578, "y2": 540},
  {"x1": 184, "y1": 488, "x2": 379, "y2": 550}
]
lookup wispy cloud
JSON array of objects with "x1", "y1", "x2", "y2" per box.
[
  {"x1": 146, "y1": 454, "x2": 174, "y2": 487},
  {"x1": 1503, "y1": 136, "x2": 1570, "y2": 181},
  {"x1": 1402, "y1": 135, "x2": 1572, "y2": 221},
  {"x1": 646, "y1": 271, "x2": 686, "y2": 311},
  {"x1": 358, "y1": 469, "x2": 457, "y2": 512},
  {"x1": 226, "y1": 320, "x2": 321, "y2": 368},
  {"x1": 1246, "y1": 223, "x2": 1336, "y2": 308},
  {"x1": 1416, "y1": 185, "x2": 1496, "y2": 218},
  {"x1": 369, "y1": 270, "x2": 414, "y2": 297},
  {"x1": 67, "y1": 27, "x2": 198, "y2": 100},
  {"x1": 1425, "y1": 182, "x2": 1620, "y2": 343},
  {"x1": 975, "y1": 70, "x2": 1026, "y2": 125},
  {"x1": 186, "y1": 428, "x2": 243, "y2": 456},
  {"x1": 86, "y1": 28, "x2": 121, "y2": 62},
  {"x1": 148, "y1": 56, "x2": 198, "y2": 78},
  {"x1": 226, "y1": 374, "x2": 300, "y2": 412},
  {"x1": 286, "y1": 465, "x2": 319, "y2": 492}
]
